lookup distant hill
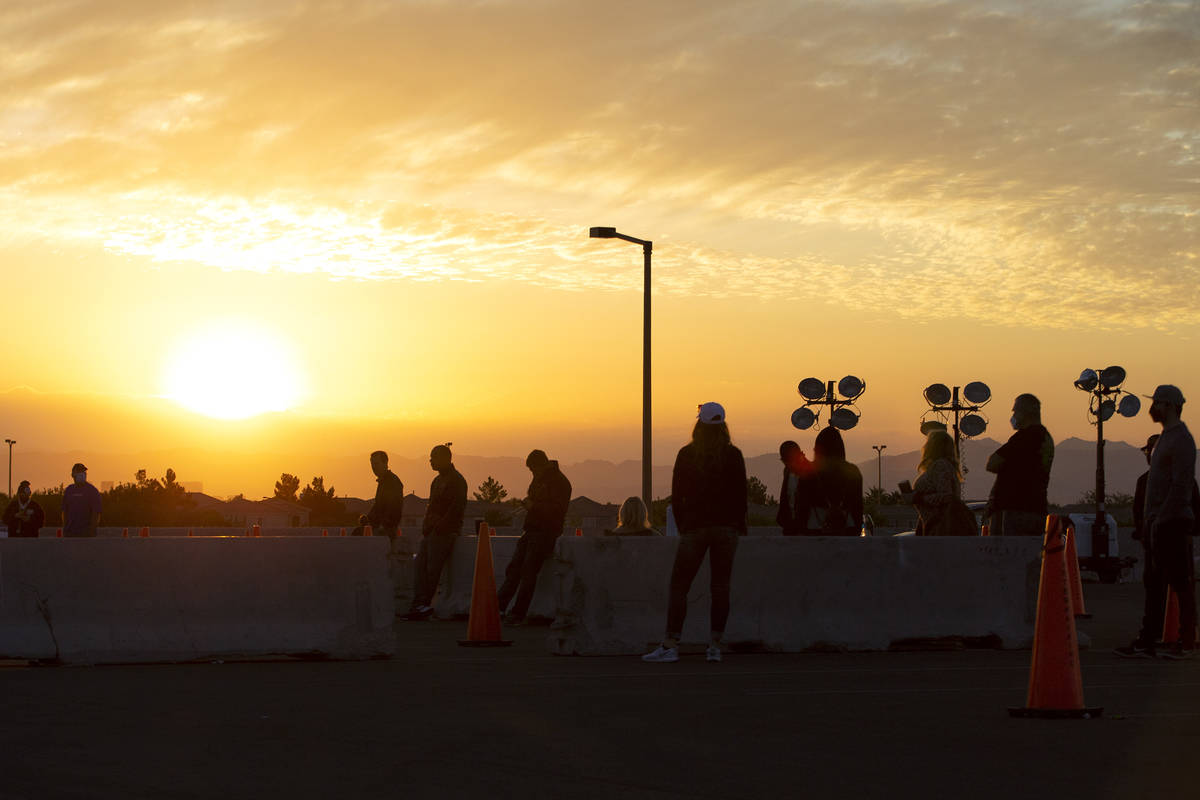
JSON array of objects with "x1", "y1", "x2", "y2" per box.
[{"x1": 9, "y1": 434, "x2": 1172, "y2": 506}]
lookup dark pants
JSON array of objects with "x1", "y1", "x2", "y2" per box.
[
  {"x1": 666, "y1": 527, "x2": 739, "y2": 640},
  {"x1": 497, "y1": 532, "x2": 558, "y2": 620},
  {"x1": 412, "y1": 533, "x2": 458, "y2": 610},
  {"x1": 1139, "y1": 520, "x2": 1197, "y2": 648}
]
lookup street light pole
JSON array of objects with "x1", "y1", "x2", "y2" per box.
[
  {"x1": 589, "y1": 227, "x2": 653, "y2": 510},
  {"x1": 4, "y1": 439, "x2": 14, "y2": 498},
  {"x1": 872, "y1": 444, "x2": 886, "y2": 496}
]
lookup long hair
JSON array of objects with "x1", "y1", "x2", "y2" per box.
[
  {"x1": 616, "y1": 496, "x2": 651, "y2": 530},
  {"x1": 813, "y1": 427, "x2": 845, "y2": 464},
  {"x1": 919, "y1": 430, "x2": 961, "y2": 480},
  {"x1": 690, "y1": 420, "x2": 732, "y2": 465}
]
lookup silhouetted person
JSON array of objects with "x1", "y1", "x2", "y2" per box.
[
  {"x1": 604, "y1": 496, "x2": 660, "y2": 536},
  {"x1": 405, "y1": 444, "x2": 467, "y2": 621},
  {"x1": 3, "y1": 480, "x2": 45, "y2": 538},
  {"x1": 364, "y1": 450, "x2": 404, "y2": 538},
  {"x1": 497, "y1": 450, "x2": 572, "y2": 625},
  {"x1": 776, "y1": 440, "x2": 813, "y2": 536},
  {"x1": 1116, "y1": 386, "x2": 1197, "y2": 659},
  {"x1": 643, "y1": 402, "x2": 746, "y2": 664},
  {"x1": 985, "y1": 393, "x2": 1053, "y2": 536},
  {"x1": 912, "y1": 430, "x2": 975, "y2": 536},
  {"x1": 802, "y1": 427, "x2": 863, "y2": 536},
  {"x1": 61, "y1": 462, "x2": 101, "y2": 538},
  {"x1": 1132, "y1": 434, "x2": 1160, "y2": 544}
]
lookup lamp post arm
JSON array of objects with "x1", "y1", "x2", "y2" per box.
[{"x1": 613, "y1": 233, "x2": 651, "y2": 247}]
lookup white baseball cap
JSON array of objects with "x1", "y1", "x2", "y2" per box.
[{"x1": 697, "y1": 402, "x2": 726, "y2": 424}]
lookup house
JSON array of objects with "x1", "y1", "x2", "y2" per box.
[
  {"x1": 565, "y1": 496, "x2": 620, "y2": 533},
  {"x1": 222, "y1": 497, "x2": 311, "y2": 528}
]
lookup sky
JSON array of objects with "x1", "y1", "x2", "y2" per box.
[{"x1": 1, "y1": 0, "x2": 1197, "y2": 498}]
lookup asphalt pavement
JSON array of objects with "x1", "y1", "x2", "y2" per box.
[{"x1": 2, "y1": 582, "x2": 1197, "y2": 800}]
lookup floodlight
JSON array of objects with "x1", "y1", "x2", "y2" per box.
[
  {"x1": 1097, "y1": 399, "x2": 1116, "y2": 421},
  {"x1": 830, "y1": 407, "x2": 859, "y2": 430},
  {"x1": 791, "y1": 407, "x2": 816, "y2": 430},
  {"x1": 1100, "y1": 366, "x2": 1126, "y2": 389},
  {"x1": 798, "y1": 378, "x2": 826, "y2": 401},
  {"x1": 960, "y1": 414, "x2": 987, "y2": 437},
  {"x1": 837, "y1": 375, "x2": 865, "y2": 399},
  {"x1": 1074, "y1": 369, "x2": 1098, "y2": 392},
  {"x1": 588, "y1": 227, "x2": 617, "y2": 238},
  {"x1": 962, "y1": 381, "x2": 991, "y2": 405},
  {"x1": 1118, "y1": 394, "x2": 1141, "y2": 418},
  {"x1": 924, "y1": 383, "x2": 951, "y2": 406}
]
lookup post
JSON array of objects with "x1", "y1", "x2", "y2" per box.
[
  {"x1": 1094, "y1": 409, "x2": 1108, "y2": 557},
  {"x1": 642, "y1": 241, "x2": 653, "y2": 510},
  {"x1": 872, "y1": 444, "x2": 887, "y2": 496}
]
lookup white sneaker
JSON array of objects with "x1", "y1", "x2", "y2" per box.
[
  {"x1": 706, "y1": 645, "x2": 722, "y2": 662},
  {"x1": 642, "y1": 645, "x2": 679, "y2": 663}
]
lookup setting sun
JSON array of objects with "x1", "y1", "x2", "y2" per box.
[{"x1": 162, "y1": 321, "x2": 305, "y2": 420}]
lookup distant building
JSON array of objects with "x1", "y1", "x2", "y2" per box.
[{"x1": 185, "y1": 492, "x2": 310, "y2": 528}]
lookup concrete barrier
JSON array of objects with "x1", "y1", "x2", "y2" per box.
[
  {"x1": 548, "y1": 536, "x2": 1043, "y2": 655},
  {"x1": 0, "y1": 538, "x2": 395, "y2": 664}
]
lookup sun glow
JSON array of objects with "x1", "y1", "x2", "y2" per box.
[{"x1": 163, "y1": 321, "x2": 305, "y2": 420}]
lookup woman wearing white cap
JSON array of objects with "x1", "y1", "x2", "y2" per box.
[{"x1": 643, "y1": 402, "x2": 747, "y2": 663}]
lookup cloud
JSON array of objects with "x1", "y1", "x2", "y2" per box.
[{"x1": 1, "y1": 0, "x2": 1196, "y2": 328}]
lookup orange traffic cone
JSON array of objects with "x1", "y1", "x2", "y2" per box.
[
  {"x1": 340, "y1": 528, "x2": 346, "y2": 537},
  {"x1": 55, "y1": 528, "x2": 63, "y2": 538},
  {"x1": 575, "y1": 527, "x2": 583, "y2": 537},
  {"x1": 122, "y1": 528, "x2": 129, "y2": 538},
  {"x1": 139, "y1": 526, "x2": 149, "y2": 538},
  {"x1": 322, "y1": 528, "x2": 329, "y2": 537},
  {"x1": 981, "y1": 522, "x2": 990, "y2": 537},
  {"x1": 458, "y1": 525, "x2": 513, "y2": 647},
  {"x1": 187, "y1": 528, "x2": 194, "y2": 537},
  {"x1": 1009, "y1": 515, "x2": 1102, "y2": 718},
  {"x1": 1160, "y1": 588, "x2": 1199, "y2": 645},
  {"x1": 1063, "y1": 519, "x2": 1090, "y2": 618},
  {"x1": 363, "y1": 525, "x2": 373, "y2": 537}
]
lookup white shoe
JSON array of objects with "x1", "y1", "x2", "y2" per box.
[
  {"x1": 642, "y1": 645, "x2": 679, "y2": 663},
  {"x1": 706, "y1": 645, "x2": 722, "y2": 662}
]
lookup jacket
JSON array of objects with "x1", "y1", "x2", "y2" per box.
[{"x1": 524, "y1": 461, "x2": 572, "y2": 537}]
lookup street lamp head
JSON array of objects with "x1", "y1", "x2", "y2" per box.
[{"x1": 589, "y1": 226, "x2": 617, "y2": 238}]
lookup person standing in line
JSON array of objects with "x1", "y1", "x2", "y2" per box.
[
  {"x1": 497, "y1": 449, "x2": 572, "y2": 626},
  {"x1": 803, "y1": 427, "x2": 863, "y2": 536},
  {"x1": 3, "y1": 480, "x2": 45, "y2": 537},
  {"x1": 61, "y1": 462, "x2": 101, "y2": 538},
  {"x1": 643, "y1": 402, "x2": 747, "y2": 664},
  {"x1": 985, "y1": 393, "x2": 1054, "y2": 536},
  {"x1": 912, "y1": 430, "x2": 975, "y2": 536},
  {"x1": 605, "y1": 496, "x2": 660, "y2": 536},
  {"x1": 1116, "y1": 386, "x2": 1197, "y2": 660},
  {"x1": 776, "y1": 440, "x2": 812, "y2": 536},
  {"x1": 1132, "y1": 433, "x2": 1160, "y2": 544},
  {"x1": 404, "y1": 444, "x2": 468, "y2": 621},
  {"x1": 364, "y1": 450, "x2": 405, "y2": 538}
]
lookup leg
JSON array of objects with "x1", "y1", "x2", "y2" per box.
[
  {"x1": 706, "y1": 527, "x2": 739, "y2": 639},
  {"x1": 1139, "y1": 535, "x2": 1167, "y2": 647},
  {"x1": 665, "y1": 533, "x2": 709, "y2": 642},
  {"x1": 1160, "y1": 527, "x2": 1196, "y2": 648},
  {"x1": 496, "y1": 533, "x2": 530, "y2": 613},
  {"x1": 509, "y1": 535, "x2": 557, "y2": 620}
]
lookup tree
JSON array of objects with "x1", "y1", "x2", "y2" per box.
[
  {"x1": 747, "y1": 476, "x2": 774, "y2": 506},
  {"x1": 473, "y1": 476, "x2": 508, "y2": 504},
  {"x1": 274, "y1": 473, "x2": 300, "y2": 501},
  {"x1": 299, "y1": 476, "x2": 351, "y2": 526}
]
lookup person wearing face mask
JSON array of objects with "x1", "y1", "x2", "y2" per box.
[
  {"x1": 984, "y1": 394, "x2": 1054, "y2": 536},
  {"x1": 61, "y1": 462, "x2": 102, "y2": 537},
  {"x1": 3, "y1": 480, "x2": 45, "y2": 537}
]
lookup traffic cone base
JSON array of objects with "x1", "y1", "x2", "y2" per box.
[
  {"x1": 458, "y1": 525, "x2": 512, "y2": 648},
  {"x1": 1008, "y1": 515, "x2": 1102, "y2": 720}
]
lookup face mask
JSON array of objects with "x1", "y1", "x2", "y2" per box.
[
  {"x1": 1010, "y1": 416, "x2": 1019, "y2": 430},
  {"x1": 18, "y1": 492, "x2": 30, "y2": 503},
  {"x1": 1149, "y1": 405, "x2": 1163, "y2": 423},
  {"x1": 73, "y1": 472, "x2": 86, "y2": 484}
]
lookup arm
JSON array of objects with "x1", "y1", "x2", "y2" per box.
[
  {"x1": 915, "y1": 461, "x2": 957, "y2": 507},
  {"x1": 1160, "y1": 434, "x2": 1197, "y2": 525},
  {"x1": 986, "y1": 451, "x2": 1005, "y2": 474},
  {"x1": 732, "y1": 449, "x2": 748, "y2": 535}
]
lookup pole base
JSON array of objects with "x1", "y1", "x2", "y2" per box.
[
  {"x1": 1008, "y1": 706, "x2": 1103, "y2": 719},
  {"x1": 457, "y1": 640, "x2": 514, "y2": 647}
]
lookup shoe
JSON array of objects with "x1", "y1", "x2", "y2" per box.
[
  {"x1": 402, "y1": 606, "x2": 434, "y2": 621},
  {"x1": 1113, "y1": 641, "x2": 1156, "y2": 659},
  {"x1": 641, "y1": 645, "x2": 679, "y2": 663},
  {"x1": 706, "y1": 645, "x2": 722, "y2": 663},
  {"x1": 1161, "y1": 644, "x2": 1195, "y2": 661}
]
